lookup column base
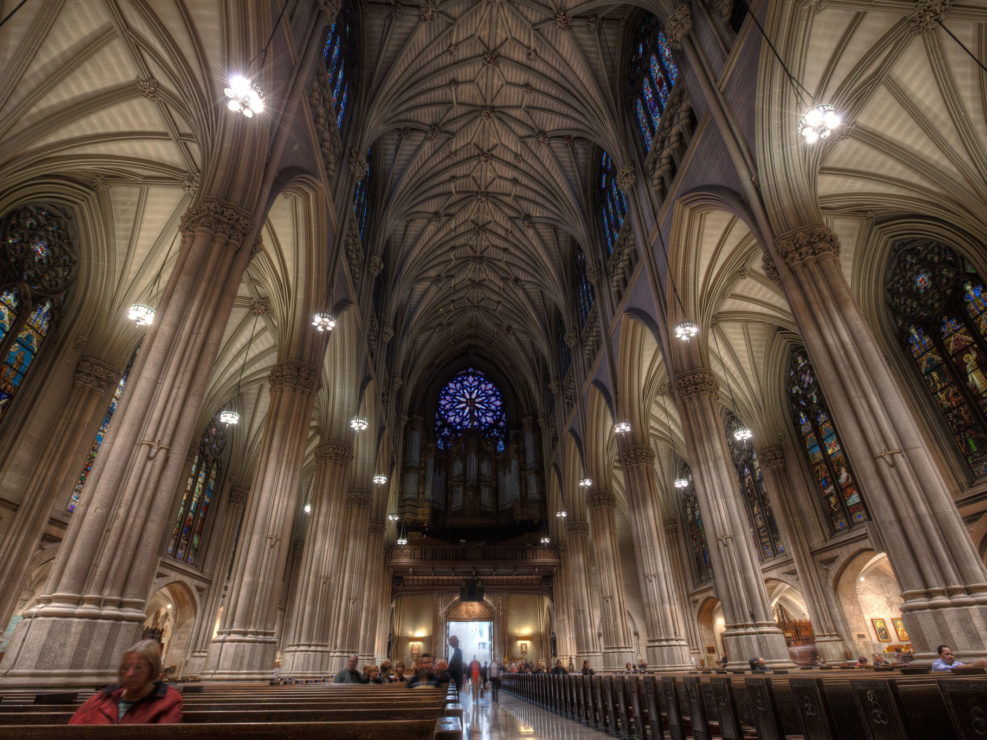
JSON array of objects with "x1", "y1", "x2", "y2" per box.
[
  {"x1": 721, "y1": 623, "x2": 794, "y2": 669},
  {"x1": 600, "y1": 646, "x2": 636, "y2": 671},
  {"x1": 183, "y1": 650, "x2": 208, "y2": 678},
  {"x1": 280, "y1": 644, "x2": 330, "y2": 677},
  {"x1": 903, "y1": 596, "x2": 987, "y2": 665},
  {"x1": 813, "y1": 633, "x2": 848, "y2": 663},
  {"x1": 327, "y1": 650, "x2": 357, "y2": 675},
  {"x1": 645, "y1": 638, "x2": 693, "y2": 671},
  {"x1": 0, "y1": 604, "x2": 145, "y2": 688},
  {"x1": 205, "y1": 631, "x2": 277, "y2": 680},
  {"x1": 575, "y1": 650, "x2": 602, "y2": 673}
]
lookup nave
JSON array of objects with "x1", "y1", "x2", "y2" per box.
[{"x1": 460, "y1": 688, "x2": 605, "y2": 740}]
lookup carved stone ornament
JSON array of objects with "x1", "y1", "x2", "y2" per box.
[
  {"x1": 616, "y1": 165, "x2": 636, "y2": 193},
  {"x1": 761, "y1": 252, "x2": 781, "y2": 284},
  {"x1": 565, "y1": 519, "x2": 589, "y2": 536},
  {"x1": 555, "y1": 9, "x2": 571, "y2": 30},
  {"x1": 588, "y1": 489, "x2": 615, "y2": 509},
  {"x1": 536, "y1": 130, "x2": 550, "y2": 147},
  {"x1": 774, "y1": 224, "x2": 840, "y2": 268},
  {"x1": 228, "y1": 486, "x2": 249, "y2": 507},
  {"x1": 73, "y1": 357, "x2": 119, "y2": 393},
  {"x1": 179, "y1": 199, "x2": 253, "y2": 246},
  {"x1": 316, "y1": 0, "x2": 342, "y2": 20},
  {"x1": 674, "y1": 369, "x2": 718, "y2": 399},
  {"x1": 349, "y1": 150, "x2": 369, "y2": 181},
  {"x1": 136, "y1": 76, "x2": 158, "y2": 99},
  {"x1": 316, "y1": 441, "x2": 353, "y2": 464},
  {"x1": 666, "y1": 4, "x2": 693, "y2": 50},
  {"x1": 587, "y1": 14, "x2": 602, "y2": 33},
  {"x1": 419, "y1": 0, "x2": 436, "y2": 21},
  {"x1": 346, "y1": 489, "x2": 372, "y2": 508},
  {"x1": 585, "y1": 259, "x2": 600, "y2": 283},
  {"x1": 909, "y1": 0, "x2": 950, "y2": 33},
  {"x1": 269, "y1": 359, "x2": 320, "y2": 394},
  {"x1": 182, "y1": 170, "x2": 200, "y2": 195},
  {"x1": 757, "y1": 444, "x2": 786, "y2": 472},
  {"x1": 368, "y1": 254, "x2": 384, "y2": 277},
  {"x1": 368, "y1": 518, "x2": 386, "y2": 535},
  {"x1": 620, "y1": 443, "x2": 655, "y2": 468}
]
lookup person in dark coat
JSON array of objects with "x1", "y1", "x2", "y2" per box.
[
  {"x1": 70, "y1": 640, "x2": 182, "y2": 724},
  {"x1": 447, "y1": 634, "x2": 464, "y2": 691}
]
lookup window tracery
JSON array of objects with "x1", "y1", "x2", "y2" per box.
[
  {"x1": 598, "y1": 152, "x2": 628, "y2": 256},
  {"x1": 435, "y1": 367, "x2": 506, "y2": 452},
  {"x1": 787, "y1": 348, "x2": 868, "y2": 532},
  {"x1": 353, "y1": 148, "x2": 372, "y2": 243},
  {"x1": 678, "y1": 463, "x2": 713, "y2": 583},
  {"x1": 628, "y1": 14, "x2": 680, "y2": 155},
  {"x1": 886, "y1": 240, "x2": 987, "y2": 477},
  {"x1": 576, "y1": 252, "x2": 594, "y2": 328},
  {"x1": 0, "y1": 205, "x2": 76, "y2": 423},
  {"x1": 324, "y1": 9, "x2": 355, "y2": 129},
  {"x1": 168, "y1": 416, "x2": 226, "y2": 565},
  {"x1": 726, "y1": 411, "x2": 784, "y2": 560}
]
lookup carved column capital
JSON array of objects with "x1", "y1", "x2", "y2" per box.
[
  {"x1": 620, "y1": 443, "x2": 655, "y2": 468},
  {"x1": 316, "y1": 441, "x2": 353, "y2": 464},
  {"x1": 368, "y1": 254, "x2": 384, "y2": 277},
  {"x1": 616, "y1": 165, "x2": 636, "y2": 193},
  {"x1": 663, "y1": 518, "x2": 679, "y2": 535},
  {"x1": 761, "y1": 252, "x2": 781, "y2": 285},
  {"x1": 316, "y1": 0, "x2": 342, "y2": 20},
  {"x1": 228, "y1": 486, "x2": 248, "y2": 508},
  {"x1": 666, "y1": 4, "x2": 693, "y2": 49},
  {"x1": 565, "y1": 519, "x2": 589, "y2": 536},
  {"x1": 757, "y1": 444, "x2": 786, "y2": 472},
  {"x1": 349, "y1": 150, "x2": 368, "y2": 180},
  {"x1": 588, "y1": 489, "x2": 615, "y2": 510},
  {"x1": 346, "y1": 489, "x2": 372, "y2": 508},
  {"x1": 368, "y1": 518, "x2": 386, "y2": 535},
  {"x1": 674, "y1": 369, "x2": 718, "y2": 399},
  {"x1": 774, "y1": 224, "x2": 840, "y2": 268},
  {"x1": 269, "y1": 360, "x2": 320, "y2": 394},
  {"x1": 179, "y1": 198, "x2": 253, "y2": 245},
  {"x1": 73, "y1": 357, "x2": 119, "y2": 393}
]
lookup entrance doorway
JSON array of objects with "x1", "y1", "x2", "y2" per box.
[{"x1": 448, "y1": 621, "x2": 492, "y2": 665}]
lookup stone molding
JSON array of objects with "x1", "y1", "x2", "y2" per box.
[
  {"x1": 316, "y1": 0, "x2": 342, "y2": 19},
  {"x1": 73, "y1": 357, "x2": 119, "y2": 393},
  {"x1": 762, "y1": 252, "x2": 781, "y2": 284},
  {"x1": 350, "y1": 150, "x2": 368, "y2": 180},
  {"x1": 565, "y1": 519, "x2": 589, "y2": 536},
  {"x1": 674, "y1": 369, "x2": 718, "y2": 399},
  {"x1": 588, "y1": 489, "x2": 615, "y2": 510},
  {"x1": 228, "y1": 486, "x2": 248, "y2": 507},
  {"x1": 757, "y1": 444, "x2": 786, "y2": 472},
  {"x1": 180, "y1": 198, "x2": 253, "y2": 245},
  {"x1": 616, "y1": 165, "x2": 636, "y2": 193},
  {"x1": 269, "y1": 360, "x2": 320, "y2": 394},
  {"x1": 368, "y1": 254, "x2": 384, "y2": 277},
  {"x1": 663, "y1": 518, "x2": 678, "y2": 535},
  {"x1": 774, "y1": 224, "x2": 840, "y2": 268},
  {"x1": 368, "y1": 518, "x2": 385, "y2": 535},
  {"x1": 316, "y1": 441, "x2": 353, "y2": 464},
  {"x1": 908, "y1": 0, "x2": 950, "y2": 33},
  {"x1": 666, "y1": 4, "x2": 693, "y2": 49},
  {"x1": 620, "y1": 443, "x2": 655, "y2": 468},
  {"x1": 346, "y1": 489, "x2": 372, "y2": 508}
]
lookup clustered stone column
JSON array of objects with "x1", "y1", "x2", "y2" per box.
[
  {"x1": 280, "y1": 441, "x2": 353, "y2": 676},
  {"x1": 0, "y1": 200, "x2": 255, "y2": 687},
  {"x1": 358, "y1": 518, "x2": 386, "y2": 662},
  {"x1": 673, "y1": 369, "x2": 792, "y2": 668},
  {"x1": 766, "y1": 224, "x2": 987, "y2": 660},
  {"x1": 185, "y1": 485, "x2": 248, "y2": 676},
  {"x1": 0, "y1": 356, "x2": 120, "y2": 631},
  {"x1": 563, "y1": 519, "x2": 601, "y2": 667},
  {"x1": 757, "y1": 444, "x2": 847, "y2": 661},
  {"x1": 663, "y1": 518, "x2": 706, "y2": 665},
  {"x1": 208, "y1": 359, "x2": 321, "y2": 679},
  {"x1": 326, "y1": 489, "x2": 372, "y2": 672},
  {"x1": 619, "y1": 443, "x2": 692, "y2": 670},
  {"x1": 587, "y1": 490, "x2": 635, "y2": 669}
]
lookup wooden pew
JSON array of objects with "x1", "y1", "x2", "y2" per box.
[{"x1": 0, "y1": 719, "x2": 444, "y2": 739}]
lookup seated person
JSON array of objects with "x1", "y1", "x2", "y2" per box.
[
  {"x1": 362, "y1": 664, "x2": 382, "y2": 684},
  {"x1": 433, "y1": 659, "x2": 452, "y2": 688},
  {"x1": 749, "y1": 657, "x2": 768, "y2": 673},
  {"x1": 550, "y1": 659, "x2": 568, "y2": 675},
  {"x1": 334, "y1": 654, "x2": 362, "y2": 683},
  {"x1": 932, "y1": 644, "x2": 965, "y2": 672},
  {"x1": 70, "y1": 640, "x2": 182, "y2": 724},
  {"x1": 408, "y1": 653, "x2": 439, "y2": 688},
  {"x1": 857, "y1": 656, "x2": 870, "y2": 668},
  {"x1": 637, "y1": 660, "x2": 649, "y2": 673},
  {"x1": 392, "y1": 661, "x2": 407, "y2": 682},
  {"x1": 580, "y1": 659, "x2": 594, "y2": 676}
]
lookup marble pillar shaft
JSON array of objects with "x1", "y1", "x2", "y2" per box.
[
  {"x1": 358, "y1": 521, "x2": 385, "y2": 660},
  {"x1": 0, "y1": 357, "x2": 119, "y2": 629},
  {"x1": 586, "y1": 492, "x2": 634, "y2": 667},
  {"x1": 280, "y1": 442, "x2": 352, "y2": 675},
  {"x1": 620, "y1": 444, "x2": 692, "y2": 669},
  {"x1": 209, "y1": 360, "x2": 319, "y2": 678},
  {"x1": 771, "y1": 225, "x2": 987, "y2": 656},
  {"x1": 0, "y1": 202, "x2": 253, "y2": 687},
  {"x1": 327, "y1": 490, "x2": 371, "y2": 669},
  {"x1": 674, "y1": 370, "x2": 791, "y2": 666},
  {"x1": 663, "y1": 520, "x2": 706, "y2": 661},
  {"x1": 563, "y1": 520, "x2": 600, "y2": 664}
]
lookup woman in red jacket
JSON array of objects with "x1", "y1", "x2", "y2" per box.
[{"x1": 70, "y1": 639, "x2": 182, "y2": 724}]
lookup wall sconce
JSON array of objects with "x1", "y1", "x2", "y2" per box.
[{"x1": 519, "y1": 642, "x2": 528, "y2": 656}]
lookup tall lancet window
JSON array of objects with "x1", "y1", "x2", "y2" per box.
[
  {"x1": 353, "y1": 148, "x2": 372, "y2": 243},
  {"x1": 628, "y1": 14, "x2": 680, "y2": 154},
  {"x1": 168, "y1": 416, "x2": 226, "y2": 565},
  {"x1": 886, "y1": 241, "x2": 987, "y2": 477},
  {"x1": 598, "y1": 151, "x2": 628, "y2": 256},
  {"x1": 0, "y1": 205, "x2": 76, "y2": 424},
  {"x1": 787, "y1": 348, "x2": 868, "y2": 532},
  {"x1": 435, "y1": 367, "x2": 506, "y2": 452},
  {"x1": 575, "y1": 252, "x2": 594, "y2": 328},
  {"x1": 678, "y1": 463, "x2": 713, "y2": 583},
  {"x1": 726, "y1": 411, "x2": 784, "y2": 560},
  {"x1": 323, "y1": 6, "x2": 355, "y2": 129}
]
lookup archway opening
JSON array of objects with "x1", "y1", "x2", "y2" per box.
[{"x1": 446, "y1": 599, "x2": 495, "y2": 665}]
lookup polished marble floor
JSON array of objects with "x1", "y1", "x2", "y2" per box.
[{"x1": 458, "y1": 685, "x2": 609, "y2": 739}]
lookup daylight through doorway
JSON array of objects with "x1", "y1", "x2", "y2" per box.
[{"x1": 447, "y1": 621, "x2": 492, "y2": 665}]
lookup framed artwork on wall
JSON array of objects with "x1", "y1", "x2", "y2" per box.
[
  {"x1": 892, "y1": 618, "x2": 909, "y2": 642},
  {"x1": 872, "y1": 618, "x2": 892, "y2": 642}
]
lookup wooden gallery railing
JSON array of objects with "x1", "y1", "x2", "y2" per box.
[{"x1": 500, "y1": 670, "x2": 986, "y2": 739}]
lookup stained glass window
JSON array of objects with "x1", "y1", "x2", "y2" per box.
[
  {"x1": 168, "y1": 417, "x2": 226, "y2": 566},
  {"x1": 678, "y1": 463, "x2": 713, "y2": 583},
  {"x1": 558, "y1": 323, "x2": 572, "y2": 377},
  {"x1": 788, "y1": 348, "x2": 868, "y2": 532},
  {"x1": 726, "y1": 411, "x2": 784, "y2": 560},
  {"x1": 886, "y1": 240, "x2": 987, "y2": 477},
  {"x1": 576, "y1": 252, "x2": 594, "y2": 327},
  {"x1": 434, "y1": 367, "x2": 506, "y2": 451},
  {"x1": 323, "y1": 8, "x2": 355, "y2": 130},
  {"x1": 628, "y1": 15, "x2": 680, "y2": 154},
  {"x1": 597, "y1": 151, "x2": 628, "y2": 257},
  {"x1": 0, "y1": 205, "x2": 76, "y2": 423},
  {"x1": 68, "y1": 345, "x2": 140, "y2": 513},
  {"x1": 353, "y1": 148, "x2": 372, "y2": 244}
]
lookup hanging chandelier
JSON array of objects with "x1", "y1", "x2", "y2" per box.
[
  {"x1": 614, "y1": 421, "x2": 631, "y2": 435},
  {"x1": 312, "y1": 311, "x2": 336, "y2": 332},
  {"x1": 798, "y1": 104, "x2": 842, "y2": 144},
  {"x1": 579, "y1": 477, "x2": 592, "y2": 488},
  {"x1": 127, "y1": 303, "x2": 155, "y2": 327},
  {"x1": 673, "y1": 321, "x2": 699, "y2": 341},
  {"x1": 224, "y1": 74, "x2": 265, "y2": 118},
  {"x1": 350, "y1": 416, "x2": 368, "y2": 431},
  {"x1": 373, "y1": 474, "x2": 388, "y2": 486},
  {"x1": 674, "y1": 477, "x2": 689, "y2": 489}
]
